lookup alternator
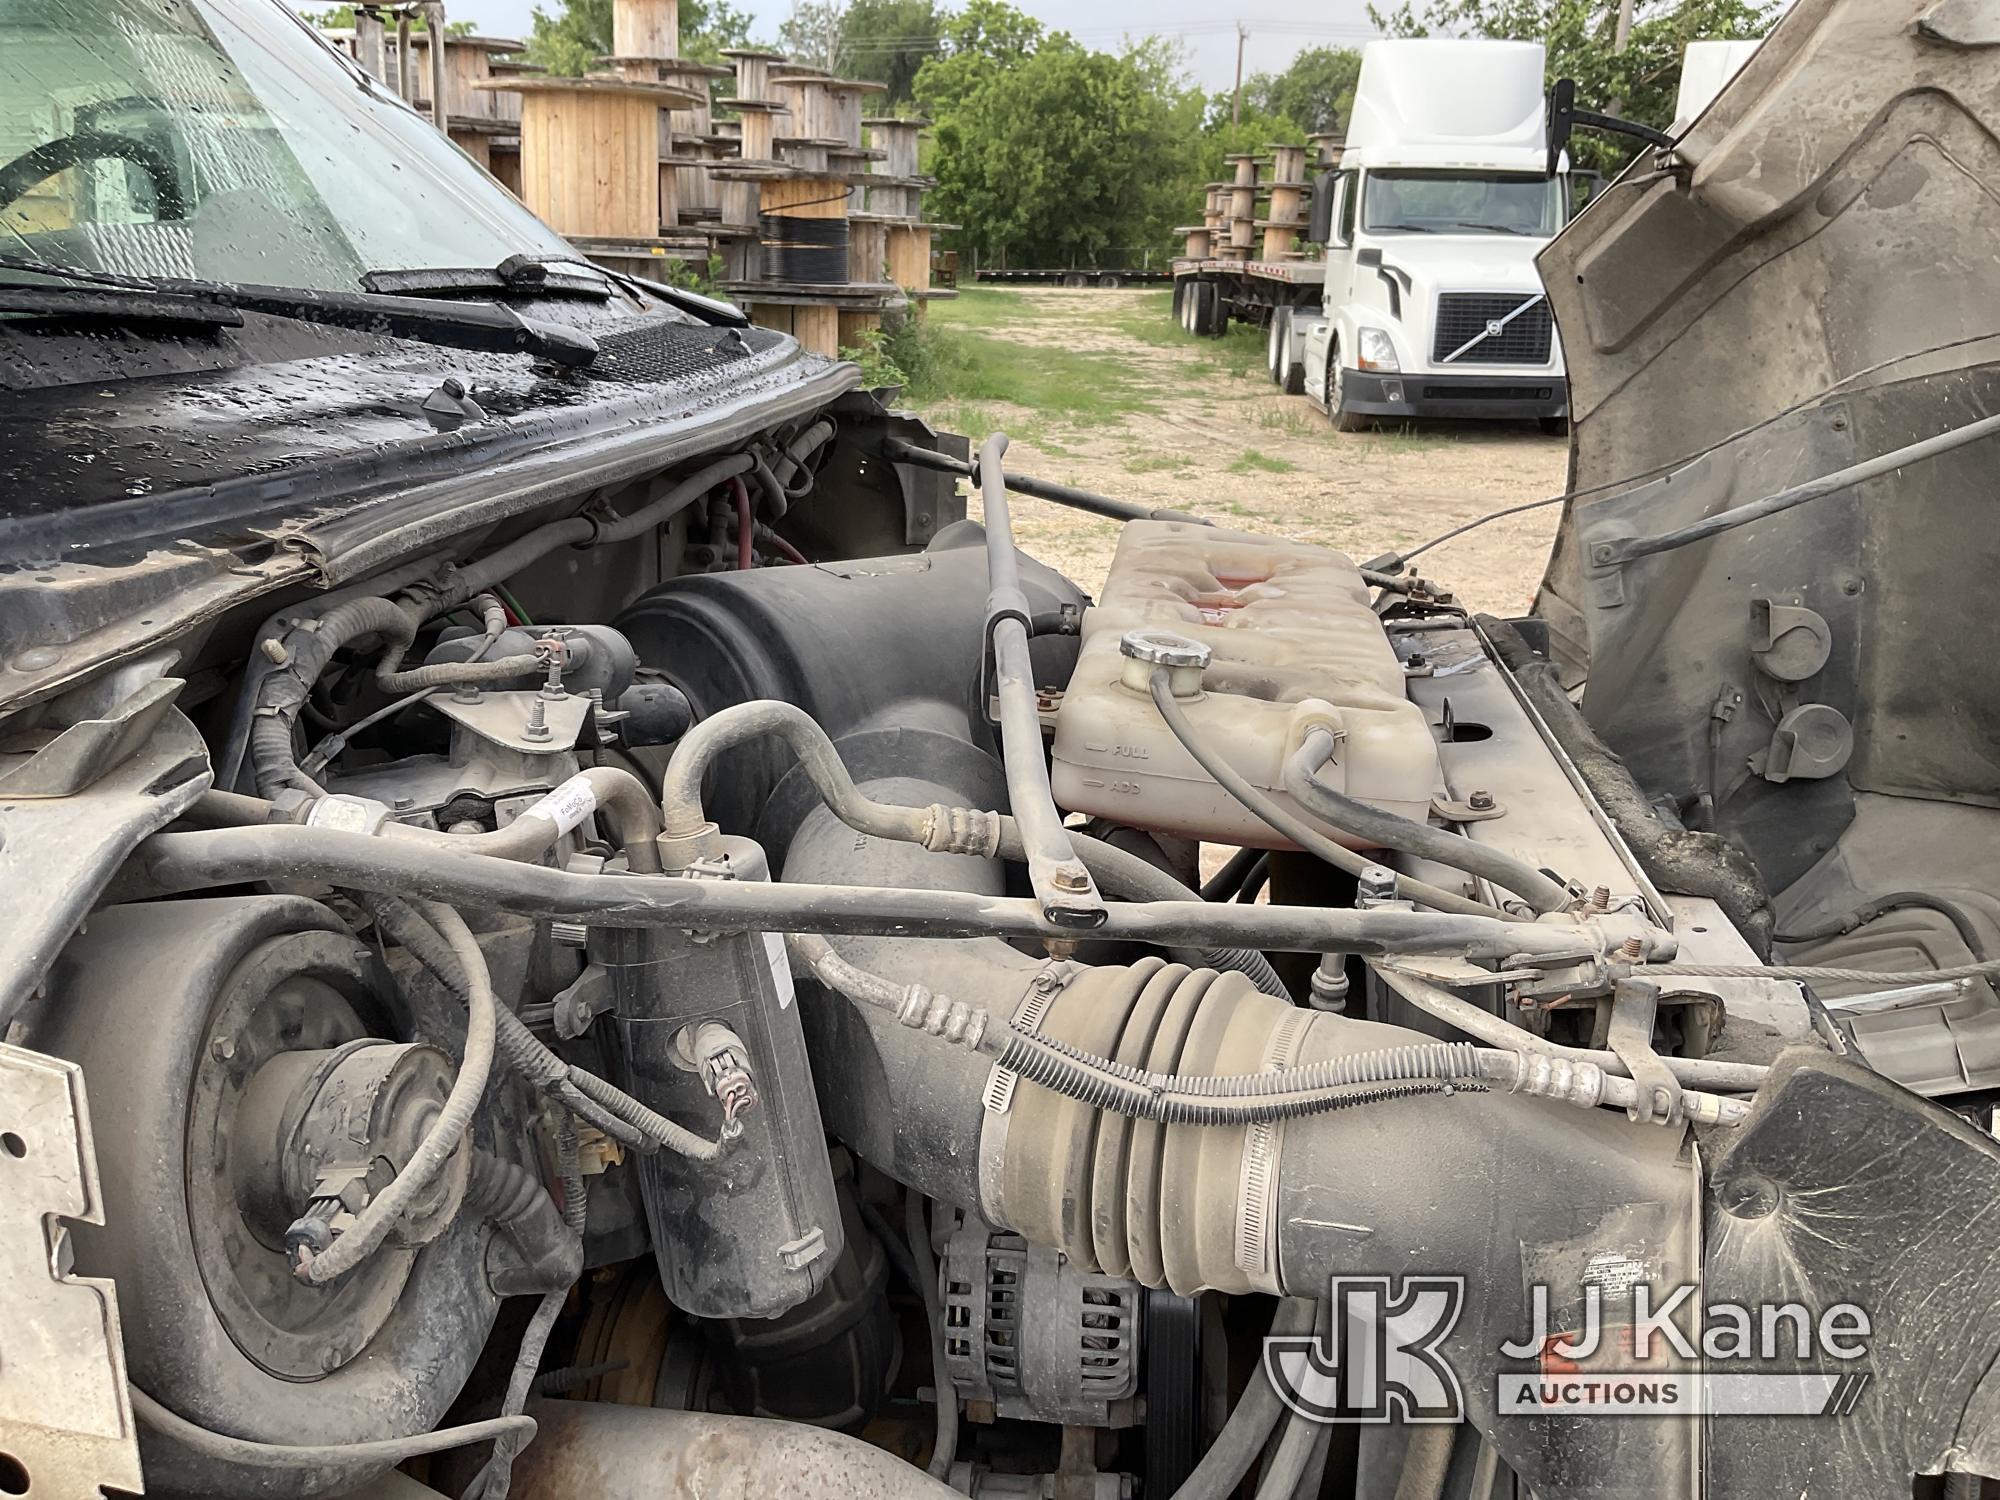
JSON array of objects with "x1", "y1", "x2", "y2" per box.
[{"x1": 940, "y1": 1222, "x2": 1140, "y2": 1426}]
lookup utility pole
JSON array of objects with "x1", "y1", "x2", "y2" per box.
[
  {"x1": 1232, "y1": 22, "x2": 1246, "y2": 126},
  {"x1": 1613, "y1": 0, "x2": 1635, "y2": 53}
]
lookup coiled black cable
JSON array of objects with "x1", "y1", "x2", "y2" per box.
[{"x1": 760, "y1": 212, "x2": 850, "y2": 284}]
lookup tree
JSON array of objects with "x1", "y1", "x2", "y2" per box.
[
  {"x1": 302, "y1": 5, "x2": 475, "y2": 35},
  {"x1": 1366, "y1": 0, "x2": 1774, "y2": 169},
  {"x1": 836, "y1": 0, "x2": 943, "y2": 106},
  {"x1": 1245, "y1": 47, "x2": 1361, "y2": 136},
  {"x1": 919, "y1": 24, "x2": 1202, "y2": 267},
  {"x1": 777, "y1": 2, "x2": 845, "y2": 69},
  {"x1": 524, "y1": 0, "x2": 755, "y2": 75}
]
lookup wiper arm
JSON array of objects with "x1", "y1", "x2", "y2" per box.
[
  {"x1": 363, "y1": 252, "x2": 749, "y2": 329},
  {"x1": 0, "y1": 254, "x2": 598, "y2": 367},
  {"x1": 0, "y1": 282, "x2": 243, "y2": 330},
  {"x1": 1452, "y1": 221, "x2": 1534, "y2": 235}
]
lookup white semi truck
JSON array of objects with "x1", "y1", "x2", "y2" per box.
[{"x1": 1177, "y1": 38, "x2": 1572, "y2": 432}]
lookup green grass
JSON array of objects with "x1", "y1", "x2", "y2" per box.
[
  {"x1": 1258, "y1": 405, "x2": 1324, "y2": 438},
  {"x1": 905, "y1": 288, "x2": 1163, "y2": 427},
  {"x1": 1227, "y1": 448, "x2": 1299, "y2": 474},
  {"x1": 1123, "y1": 453, "x2": 1192, "y2": 475}
]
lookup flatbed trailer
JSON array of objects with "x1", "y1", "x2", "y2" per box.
[
  {"x1": 975, "y1": 267, "x2": 1172, "y2": 288},
  {"x1": 1171, "y1": 256, "x2": 1329, "y2": 394}
]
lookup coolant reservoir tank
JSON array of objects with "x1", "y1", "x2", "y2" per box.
[{"x1": 1049, "y1": 521, "x2": 1438, "y2": 848}]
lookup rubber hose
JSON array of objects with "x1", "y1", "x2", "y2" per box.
[
  {"x1": 1254, "y1": 1410, "x2": 1319, "y2": 1500},
  {"x1": 905, "y1": 1195, "x2": 958, "y2": 1480},
  {"x1": 1285, "y1": 728, "x2": 1575, "y2": 917},
  {"x1": 128, "y1": 1385, "x2": 534, "y2": 1470},
  {"x1": 1168, "y1": 1299, "x2": 1318, "y2": 1500},
  {"x1": 296, "y1": 899, "x2": 495, "y2": 1286},
  {"x1": 1146, "y1": 672, "x2": 1526, "y2": 923},
  {"x1": 1201, "y1": 846, "x2": 1264, "y2": 901},
  {"x1": 1392, "y1": 1423, "x2": 1454, "y2": 1500}
]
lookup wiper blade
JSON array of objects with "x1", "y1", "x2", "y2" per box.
[
  {"x1": 361, "y1": 254, "x2": 614, "y2": 301},
  {"x1": 1452, "y1": 221, "x2": 1534, "y2": 235},
  {"x1": 0, "y1": 254, "x2": 597, "y2": 367},
  {"x1": 363, "y1": 252, "x2": 749, "y2": 329},
  {"x1": 0, "y1": 282, "x2": 243, "y2": 330}
]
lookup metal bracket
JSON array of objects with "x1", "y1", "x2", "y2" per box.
[
  {"x1": 0, "y1": 1044, "x2": 145, "y2": 1499},
  {"x1": 552, "y1": 964, "x2": 614, "y2": 1040},
  {"x1": 1604, "y1": 979, "x2": 1683, "y2": 1126},
  {"x1": 1431, "y1": 792, "x2": 1505, "y2": 823}
]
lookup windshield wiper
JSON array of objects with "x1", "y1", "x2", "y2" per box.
[
  {"x1": 0, "y1": 282, "x2": 243, "y2": 330},
  {"x1": 1452, "y1": 221, "x2": 1535, "y2": 235},
  {"x1": 363, "y1": 252, "x2": 749, "y2": 329},
  {"x1": 0, "y1": 254, "x2": 598, "y2": 367}
]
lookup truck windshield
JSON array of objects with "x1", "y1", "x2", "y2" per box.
[
  {"x1": 0, "y1": 0, "x2": 572, "y2": 291},
  {"x1": 1361, "y1": 171, "x2": 1560, "y2": 236}
]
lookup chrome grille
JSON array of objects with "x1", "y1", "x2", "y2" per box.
[{"x1": 1432, "y1": 293, "x2": 1552, "y2": 365}]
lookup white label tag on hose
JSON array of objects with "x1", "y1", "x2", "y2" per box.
[
  {"x1": 764, "y1": 931, "x2": 796, "y2": 1009},
  {"x1": 527, "y1": 776, "x2": 598, "y2": 837}
]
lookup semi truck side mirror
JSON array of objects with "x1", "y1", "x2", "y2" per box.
[{"x1": 1309, "y1": 171, "x2": 1336, "y2": 244}]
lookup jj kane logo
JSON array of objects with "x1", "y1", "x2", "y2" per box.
[{"x1": 1265, "y1": 1276, "x2": 1872, "y2": 1424}]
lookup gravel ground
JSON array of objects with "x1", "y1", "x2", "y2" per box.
[{"x1": 915, "y1": 287, "x2": 1570, "y2": 615}]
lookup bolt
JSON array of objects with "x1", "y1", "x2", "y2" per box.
[
  {"x1": 1051, "y1": 865, "x2": 1092, "y2": 893},
  {"x1": 1592, "y1": 543, "x2": 1615, "y2": 564},
  {"x1": 453, "y1": 686, "x2": 482, "y2": 704},
  {"x1": 523, "y1": 696, "x2": 551, "y2": 742},
  {"x1": 210, "y1": 1035, "x2": 237, "y2": 1063},
  {"x1": 1830, "y1": 416, "x2": 1847, "y2": 432},
  {"x1": 391, "y1": 795, "x2": 416, "y2": 812},
  {"x1": 259, "y1": 637, "x2": 290, "y2": 665},
  {"x1": 1620, "y1": 936, "x2": 1645, "y2": 961},
  {"x1": 1467, "y1": 789, "x2": 1494, "y2": 812},
  {"x1": 1841, "y1": 578, "x2": 1863, "y2": 597},
  {"x1": 1589, "y1": 885, "x2": 1610, "y2": 911}
]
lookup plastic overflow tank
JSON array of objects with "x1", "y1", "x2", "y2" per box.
[{"x1": 1049, "y1": 521, "x2": 1439, "y2": 848}]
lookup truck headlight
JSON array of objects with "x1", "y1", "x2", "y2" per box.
[{"x1": 1356, "y1": 327, "x2": 1400, "y2": 372}]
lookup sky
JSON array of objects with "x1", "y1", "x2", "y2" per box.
[{"x1": 418, "y1": 2, "x2": 1390, "y2": 94}]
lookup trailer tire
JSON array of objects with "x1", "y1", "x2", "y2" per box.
[
  {"x1": 1265, "y1": 309, "x2": 1286, "y2": 384},
  {"x1": 1098, "y1": 273, "x2": 1124, "y2": 289},
  {"x1": 1190, "y1": 281, "x2": 1217, "y2": 336},
  {"x1": 1539, "y1": 415, "x2": 1570, "y2": 437},
  {"x1": 1171, "y1": 278, "x2": 1186, "y2": 325},
  {"x1": 1327, "y1": 348, "x2": 1370, "y2": 433},
  {"x1": 1278, "y1": 312, "x2": 1306, "y2": 396},
  {"x1": 1062, "y1": 271, "x2": 1089, "y2": 288}
]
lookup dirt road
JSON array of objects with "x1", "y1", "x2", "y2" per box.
[{"x1": 914, "y1": 287, "x2": 1569, "y2": 615}]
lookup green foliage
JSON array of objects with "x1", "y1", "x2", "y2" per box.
[
  {"x1": 839, "y1": 312, "x2": 941, "y2": 392},
  {"x1": 836, "y1": 0, "x2": 944, "y2": 105},
  {"x1": 302, "y1": 6, "x2": 475, "y2": 35},
  {"x1": 777, "y1": 1, "x2": 844, "y2": 68},
  {"x1": 1366, "y1": 0, "x2": 1776, "y2": 170},
  {"x1": 524, "y1": 0, "x2": 754, "y2": 76},
  {"x1": 1235, "y1": 47, "x2": 1362, "y2": 135},
  {"x1": 915, "y1": 7, "x2": 1202, "y2": 267},
  {"x1": 655, "y1": 252, "x2": 730, "y2": 300}
]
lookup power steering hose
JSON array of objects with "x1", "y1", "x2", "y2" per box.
[
  {"x1": 1168, "y1": 1299, "x2": 1319, "y2": 1500},
  {"x1": 654, "y1": 699, "x2": 1290, "y2": 996},
  {"x1": 787, "y1": 935, "x2": 1752, "y2": 1126},
  {"x1": 1143, "y1": 670, "x2": 1531, "y2": 922},
  {"x1": 1282, "y1": 726, "x2": 1577, "y2": 917}
]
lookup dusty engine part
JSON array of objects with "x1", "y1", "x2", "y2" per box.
[
  {"x1": 593, "y1": 835, "x2": 842, "y2": 1319},
  {"x1": 703, "y1": 1166, "x2": 899, "y2": 1431},
  {"x1": 1050, "y1": 520, "x2": 1438, "y2": 846},
  {"x1": 504, "y1": 1397, "x2": 963, "y2": 1499},
  {"x1": 424, "y1": 623, "x2": 637, "y2": 702},
  {"x1": 37, "y1": 898, "x2": 500, "y2": 1499},
  {"x1": 940, "y1": 1224, "x2": 1141, "y2": 1426},
  {"x1": 614, "y1": 527, "x2": 1084, "y2": 863}
]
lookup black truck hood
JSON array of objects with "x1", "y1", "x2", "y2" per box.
[{"x1": 0, "y1": 311, "x2": 855, "y2": 710}]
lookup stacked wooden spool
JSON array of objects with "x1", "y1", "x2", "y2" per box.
[
  {"x1": 1258, "y1": 143, "x2": 1311, "y2": 260},
  {"x1": 1309, "y1": 131, "x2": 1347, "y2": 171},
  {"x1": 1222, "y1": 153, "x2": 1261, "y2": 259},
  {"x1": 709, "y1": 67, "x2": 911, "y2": 356},
  {"x1": 479, "y1": 0, "x2": 704, "y2": 280},
  {"x1": 859, "y1": 118, "x2": 956, "y2": 314}
]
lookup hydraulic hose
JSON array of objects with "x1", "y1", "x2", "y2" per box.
[
  {"x1": 1201, "y1": 845, "x2": 1264, "y2": 901},
  {"x1": 1145, "y1": 671, "x2": 1526, "y2": 922},
  {"x1": 1168, "y1": 1299, "x2": 1319, "y2": 1500},
  {"x1": 792, "y1": 935, "x2": 1753, "y2": 1126},
  {"x1": 128, "y1": 1385, "x2": 535, "y2": 1471},
  {"x1": 385, "y1": 766, "x2": 666, "y2": 874},
  {"x1": 655, "y1": 699, "x2": 1285, "y2": 993},
  {"x1": 293, "y1": 898, "x2": 495, "y2": 1286},
  {"x1": 1254, "y1": 1407, "x2": 1321, "y2": 1500},
  {"x1": 1284, "y1": 727, "x2": 1577, "y2": 917}
]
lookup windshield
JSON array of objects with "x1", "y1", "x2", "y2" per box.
[
  {"x1": 1361, "y1": 171, "x2": 1561, "y2": 236},
  {"x1": 0, "y1": 0, "x2": 571, "y2": 290}
]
